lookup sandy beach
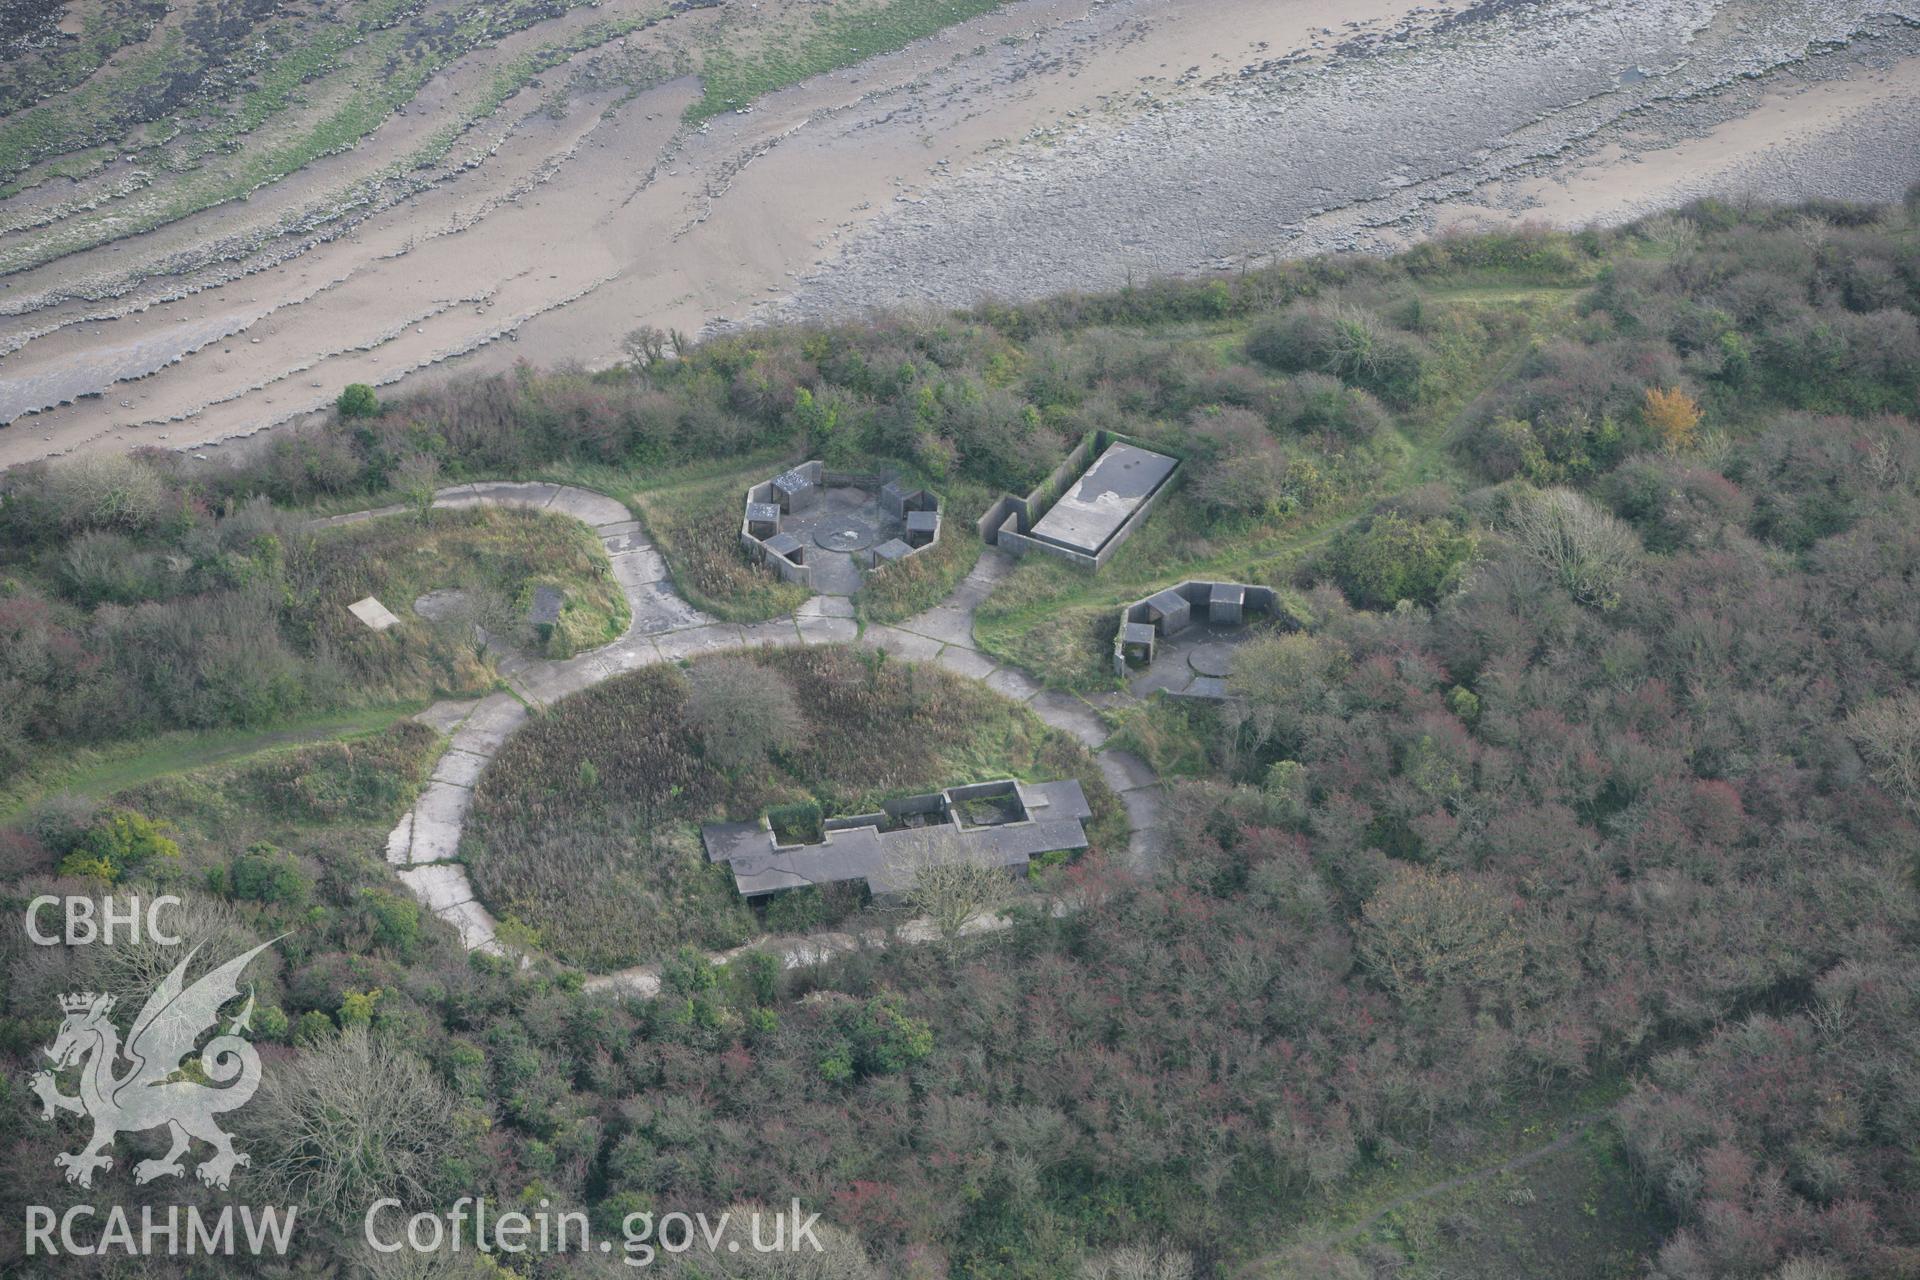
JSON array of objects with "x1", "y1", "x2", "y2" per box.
[{"x1": 1, "y1": 0, "x2": 1916, "y2": 468}]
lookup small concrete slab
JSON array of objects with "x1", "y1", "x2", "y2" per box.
[
  {"x1": 467, "y1": 480, "x2": 561, "y2": 508},
  {"x1": 582, "y1": 966, "x2": 663, "y2": 997},
  {"x1": 940, "y1": 581, "x2": 996, "y2": 616},
  {"x1": 450, "y1": 693, "x2": 528, "y2": 754},
  {"x1": 935, "y1": 646, "x2": 998, "y2": 681},
  {"x1": 384, "y1": 813, "x2": 414, "y2": 866},
  {"x1": 798, "y1": 615, "x2": 859, "y2": 646},
  {"x1": 1097, "y1": 748, "x2": 1159, "y2": 794},
  {"x1": 1183, "y1": 676, "x2": 1230, "y2": 700},
  {"x1": 595, "y1": 634, "x2": 664, "y2": 675},
  {"x1": 431, "y1": 748, "x2": 490, "y2": 789},
  {"x1": 861, "y1": 625, "x2": 944, "y2": 663},
  {"x1": 596, "y1": 519, "x2": 644, "y2": 539},
  {"x1": 514, "y1": 652, "x2": 607, "y2": 705},
  {"x1": 655, "y1": 624, "x2": 749, "y2": 662},
  {"x1": 1121, "y1": 784, "x2": 1166, "y2": 838},
  {"x1": 808, "y1": 550, "x2": 863, "y2": 597},
  {"x1": 408, "y1": 782, "x2": 475, "y2": 863},
  {"x1": 1131, "y1": 662, "x2": 1198, "y2": 697},
  {"x1": 799, "y1": 595, "x2": 856, "y2": 618},
  {"x1": 898, "y1": 604, "x2": 976, "y2": 649},
  {"x1": 413, "y1": 588, "x2": 470, "y2": 623},
  {"x1": 415, "y1": 699, "x2": 480, "y2": 734},
  {"x1": 1029, "y1": 690, "x2": 1110, "y2": 749},
  {"x1": 490, "y1": 649, "x2": 533, "y2": 678},
  {"x1": 984, "y1": 665, "x2": 1042, "y2": 702},
  {"x1": 1128, "y1": 821, "x2": 1170, "y2": 872},
  {"x1": 971, "y1": 550, "x2": 1017, "y2": 584},
  {"x1": 739, "y1": 618, "x2": 802, "y2": 648},
  {"x1": 438, "y1": 899, "x2": 502, "y2": 952},
  {"x1": 529, "y1": 585, "x2": 564, "y2": 626},
  {"x1": 303, "y1": 503, "x2": 407, "y2": 530},
  {"x1": 609, "y1": 547, "x2": 669, "y2": 590},
  {"x1": 399, "y1": 863, "x2": 476, "y2": 912},
  {"x1": 1190, "y1": 642, "x2": 1236, "y2": 678},
  {"x1": 431, "y1": 484, "x2": 486, "y2": 510},
  {"x1": 813, "y1": 517, "x2": 878, "y2": 553},
  {"x1": 628, "y1": 581, "x2": 709, "y2": 635},
  {"x1": 545, "y1": 488, "x2": 632, "y2": 526},
  {"x1": 348, "y1": 596, "x2": 400, "y2": 632}
]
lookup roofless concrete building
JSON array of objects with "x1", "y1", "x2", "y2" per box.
[{"x1": 980, "y1": 434, "x2": 1179, "y2": 571}]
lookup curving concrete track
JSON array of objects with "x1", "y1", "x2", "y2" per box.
[{"x1": 307, "y1": 482, "x2": 1166, "y2": 992}]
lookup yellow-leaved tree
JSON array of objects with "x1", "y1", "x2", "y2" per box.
[{"x1": 1643, "y1": 385, "x2": 1703, "y2": 453}]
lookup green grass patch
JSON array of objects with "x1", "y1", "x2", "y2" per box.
[
  {"x1": 1104, "y1": 695, "x2": 1217, "y2": 781},
  {"x1": 629, "y1": 462, "x2": 813, "y2": 624},
  {"x1": 1351, "y1": 1124, "x2": 1663, "y2": 1280},
  {"x1": 292, "y1": 504, "x2": 628, "y2": 659},
  {"x1": 854, "y1": 483, "x2": 987, "y2": 626},
  {"x1": 0, "y1": 704, "x2": 422, "y2": 827},
  {"x1": 689, "y1": 0, "x2": 1011, "y2": 119},
  {"x1": 1244, "y1": 1074, "x2": 1651, "y2": 1274}
]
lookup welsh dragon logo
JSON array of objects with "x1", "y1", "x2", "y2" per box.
[{"x1": 28, "y1": 939, "x2": 278, "y2": 1190}]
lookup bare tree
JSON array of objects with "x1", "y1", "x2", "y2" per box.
[
  {"x1": 49, "y1": 453, "x2": 169, "y2": 532},
  {"x1": 1847, "y1": 692, "x2": 1920, "y2": 806},
  {"x1": 81, "y1": 893, "x2": 261, "y2": 1005},
  {"x1": 647, "y1": 1201, "x2": 879, "y2": 1279},
  {"x1": 684, "y1": 658, "x2": 805, "y2": 772},
  {"x1": 1506, "y1": 486, "x2": 1640, "y2": 609},
  {"x1": 354, "y1": 1239, "x2": 500, "y2": 1280},
  {"x1": 623, "y1": 325, "x2": 669, "y2": 368},
  {"x1": 888, "y1": 842, "x2": 1016, "y2": 943},
  {"x1": 1079, "y1": 1244, "x2": 1196, "y2": 1280},
  {"x1": 1636, "y1": 213, "x2": 1699, "y2": 259},
  {"x1": 447, "y1": 583, "x2": 519, "y2": 657},
  {"x1": 245, "y1": 1029, "x2": 457, "y2": 1225},
  {"x1": 1357, "y1": 865, "x2": 1524, "y2": 1010},
  {"x1": 391, "y1": 452, "x2": 442, "y2": 525}
]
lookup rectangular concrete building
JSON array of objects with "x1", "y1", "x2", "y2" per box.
[
  {"x1": 702, "y1": 780, "x2": 1093, "y2": 900},
  {"x1": 1028, "y1": 442, "x2": 1179, "y2": 558}
]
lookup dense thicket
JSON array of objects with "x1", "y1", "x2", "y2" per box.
[{"x1": 2, "y1": 198, "x2": 1918, "y2": 1278}]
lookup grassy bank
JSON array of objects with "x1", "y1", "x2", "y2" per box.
[
  {"x1": 627, "y1": 459, "x2": 813, "y2": 623},
  {"x1": 462, "y1": 645, "x2": 1123, "y2": 970}
]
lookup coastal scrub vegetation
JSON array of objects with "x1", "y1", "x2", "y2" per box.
[
  {"x1": 1, "y1": 198, "x2": 1918, "y2": 1276},
  {"x1": 0, "y1": 496, "x2": 622, "y2": 795}
]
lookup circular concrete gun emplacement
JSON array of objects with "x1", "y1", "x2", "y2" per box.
[
  {"x1": 740, "y1": 461, "x2": 943, "y2": 597},
  {"x1": 814, "y1": 517, "x2": 880, "y2": 553},
  {"x1": 1113, "y1": 580, "x2": 1297, "y2": 699}
]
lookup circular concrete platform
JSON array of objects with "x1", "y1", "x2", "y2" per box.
[
  {"x1": 1189, "y1": 642, "x2": 1236, "y2": 678},
  {"x1": 815, "y1": 519, "x2": 879, "y2": 553}
]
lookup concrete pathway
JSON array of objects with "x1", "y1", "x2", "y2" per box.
[
  {"x1": 872, "y1": 551, "x2": 1167, "y2": 871},
  {"x1": 312, "y1": 484, "x2": 1164, "y2": 981}
]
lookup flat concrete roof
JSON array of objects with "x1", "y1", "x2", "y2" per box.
[
  {"x1": 1029, "y1": 442, "x2": 1178, "y2": 555},
  {"x1": 702, "y1": 781, "x2": 1093, "y2": 899}
]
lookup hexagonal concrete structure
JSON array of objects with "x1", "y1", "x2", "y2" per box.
[{"x1": 741, "y1": 462, "x2": 942, "y2": 596}]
